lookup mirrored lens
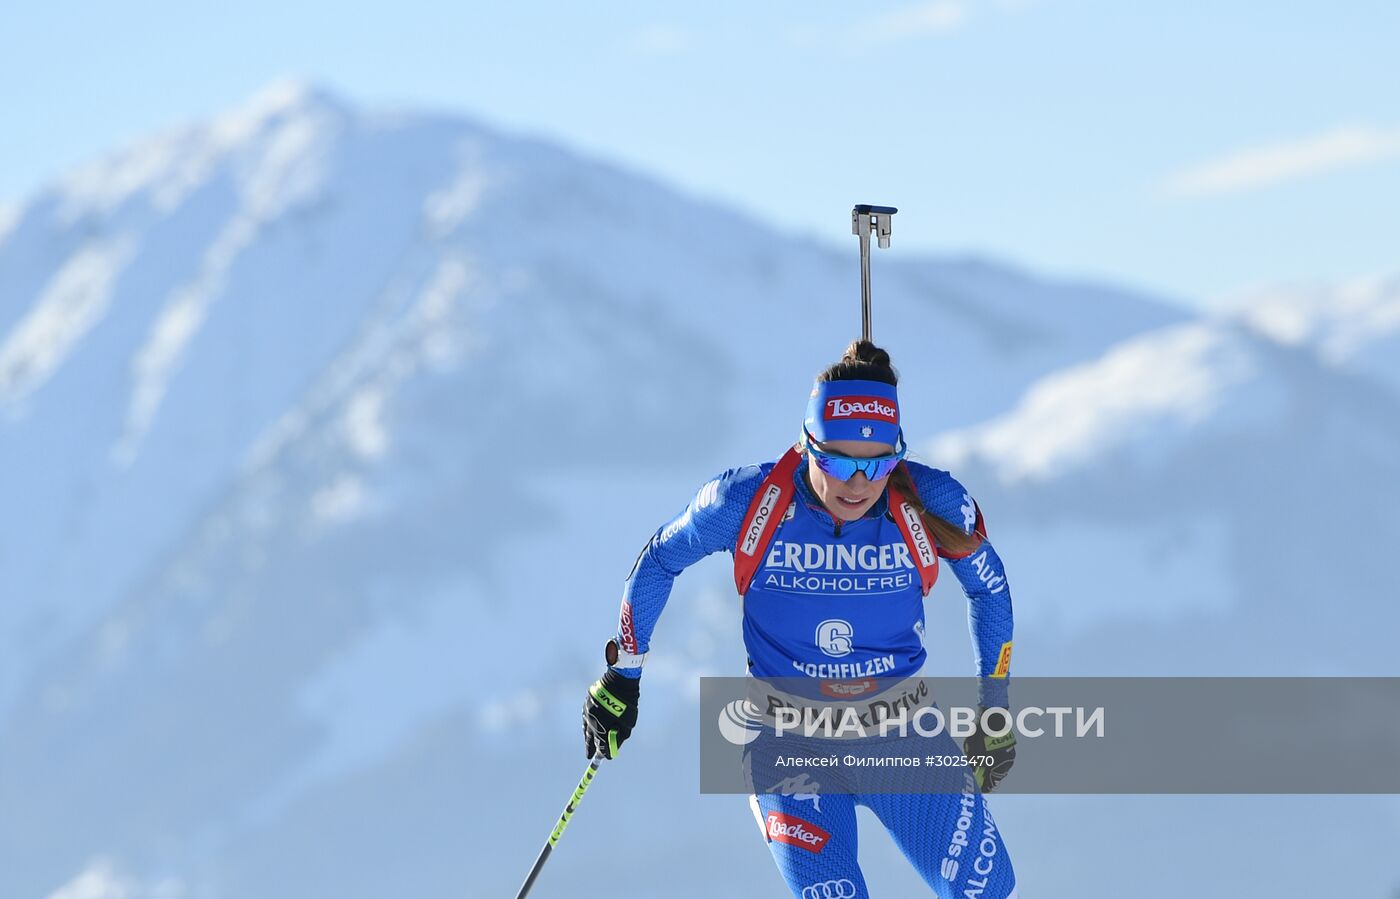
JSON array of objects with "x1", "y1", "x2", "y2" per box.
[
  {"x1": 811, "y1": 451, "x2": 854, "y2": 481},
  {"x1": 810, "y1": 448, "x2": 900, "y2": 482},
  {"x1": 862, "y1": 457, "x2": 901, "y2": 481}
]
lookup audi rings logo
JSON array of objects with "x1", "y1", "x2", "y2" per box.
[
  {"x1": 717, "y1": 699, "x2": 763, "y2": 745},
  {"x1": 802, "y1": 879, "x2": 857, "y2": 899}
]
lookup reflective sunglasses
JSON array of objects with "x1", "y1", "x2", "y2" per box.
[{"x1": 802, "y1": 428, "x2": 906, "y2": 482}]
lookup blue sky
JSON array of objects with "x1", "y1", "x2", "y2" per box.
[{"x1": 4, "y1": 0, "x2": 1397, "y2": 308}]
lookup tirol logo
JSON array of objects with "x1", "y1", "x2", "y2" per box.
[
  {"x1": 823, "y1": 396, "x2": 898, "y2": 424},
  {"x1": 740, "y1": 484, "x2": 784, "y2": 556},
  {"x1": 901, "y1": 502, "x2": 936, "y2": 567},
  {"x1": 820, "y1": 678, "x2": 878, "y2": 698},
  {"x1": 802, "y1": 879, "x2": 857, "y2": 899},
  {"x1": 766, "y1": 811, "x2": 830, "y2": 854}
]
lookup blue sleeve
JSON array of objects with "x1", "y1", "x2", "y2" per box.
[
  {"x1": 908, "y1": 461, "x2": 1015, "y2": 709},
  {"x1": 612, "y1": 463, "x2": 768, "y2": 678}
]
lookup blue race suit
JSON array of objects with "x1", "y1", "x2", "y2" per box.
[{"x1": 613, "y1": 456, "x2": 1018, "y2": 898}]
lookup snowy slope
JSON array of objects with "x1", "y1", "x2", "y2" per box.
[
  {"x1": 1237, "y1": 274, "x2": 1400, "y2": 390},
  {"x1": 0, "y1": 81, "x2": 1187, "y2": 898},
  {"x1": 0, "y1": 79, "x2": 1182, "y2": 722},
  {"x1": 925, "y1": 314, "x2": 1400, "y2": 673},
  {"x1": 6, "y1": 81, "x2": 1396, "y2": 899},
  {"x1": 905, "y1": 306, "x2": 1400, "y2": 898}
]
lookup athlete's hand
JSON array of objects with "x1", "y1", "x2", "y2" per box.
[
  {"x1": 582, "y1": 649, "x2": 640, "y2": 759},
  {"x1": 963, "y1": 707, "x2": 1016, "y2": 792}
]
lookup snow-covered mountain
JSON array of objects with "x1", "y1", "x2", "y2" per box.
[
  {"x1": 0, "y1": 80, "x2": 1183, "y2": 723},
  {"x1": 2, "y1": 82, "x2": 1396, "y2": 898},
  {"x1": 1237, "y1": 275, "x2": 1400, "y2": 390},
  {"x1": 911, "y1": 291, "x2": 1400, "y2": 899},
  {"x1": 926, "y1": 313, "x2": 1400, "y2": 668}
]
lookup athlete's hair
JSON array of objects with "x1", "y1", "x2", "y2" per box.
[{"x1": 815, "y1": 339, "x2": 981, "y2": 557}]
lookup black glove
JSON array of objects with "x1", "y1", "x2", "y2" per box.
[
  {"x1": 962, "y1": 707, "x2": 1017, "y2": 792},
  {"x1": 582, "y1": 641, "x2": 640, "y2": 759}
]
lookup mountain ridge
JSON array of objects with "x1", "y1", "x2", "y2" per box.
[{"x1": 4, "y1": 82, "x2": 1394, "y2": 898}]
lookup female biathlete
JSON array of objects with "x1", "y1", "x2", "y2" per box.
[{"x1": 582, "y1": 340, "x2": 1020, "y2": 898}]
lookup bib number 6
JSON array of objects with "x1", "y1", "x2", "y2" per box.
[{"x1": 816, "y1": 619, "x2": 854, "y2": 658}]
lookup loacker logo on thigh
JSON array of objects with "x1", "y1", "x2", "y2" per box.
[{"x1": 765, "y1": 811, "x2": 830, "y2": 853}]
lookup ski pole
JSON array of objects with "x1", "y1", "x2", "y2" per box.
[
  {"x1": 851, "y1": 204, "x2": 897, "y2": 341},
  {"x1": 513, "y1": 753, "x2": 607, "y2": 899}
]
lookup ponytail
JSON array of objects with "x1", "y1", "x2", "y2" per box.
[
  {"x1": 819, "y1": 338, "x2": 897, "y2": 385},
  {"x1": 887, "y1": 463, "x2": 981, "y2": 558}
]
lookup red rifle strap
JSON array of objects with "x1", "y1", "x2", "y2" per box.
[
  {"x1": 733, "y1": 446, "x2": 802, "y2": 595},
  {"x1": 888, "y1": 463, "x2": 940, "y2": 595}
]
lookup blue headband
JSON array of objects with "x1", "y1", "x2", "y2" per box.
[{"x1": 804, "y1": 379, "x2": 902, "y2": 446}]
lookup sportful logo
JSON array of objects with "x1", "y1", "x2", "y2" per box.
[
  {"x1": 900, "y1": 502, "x2": 936, "y2": 568},
  {"x1": 740, "y1": 484, "x2": 784, "y2": 556},
  {"x1": 801, "y1": 880, "x2": 857, "y2": 899},
  {"x1": 940, "y1": 770, "x2": 1002, "y2": 888},
  {"x1": 696, "y1": 478, "x2": 720, "y2": 510},
  {"x1": 662, "y1": 479, "x2": 720, "y2": 541},
  {"x1": 766, "y1": 811, "x2": 830, "y2": 853},
  {"x1": 823, "y1": 396, "x2": 898, "y2": 424}
]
